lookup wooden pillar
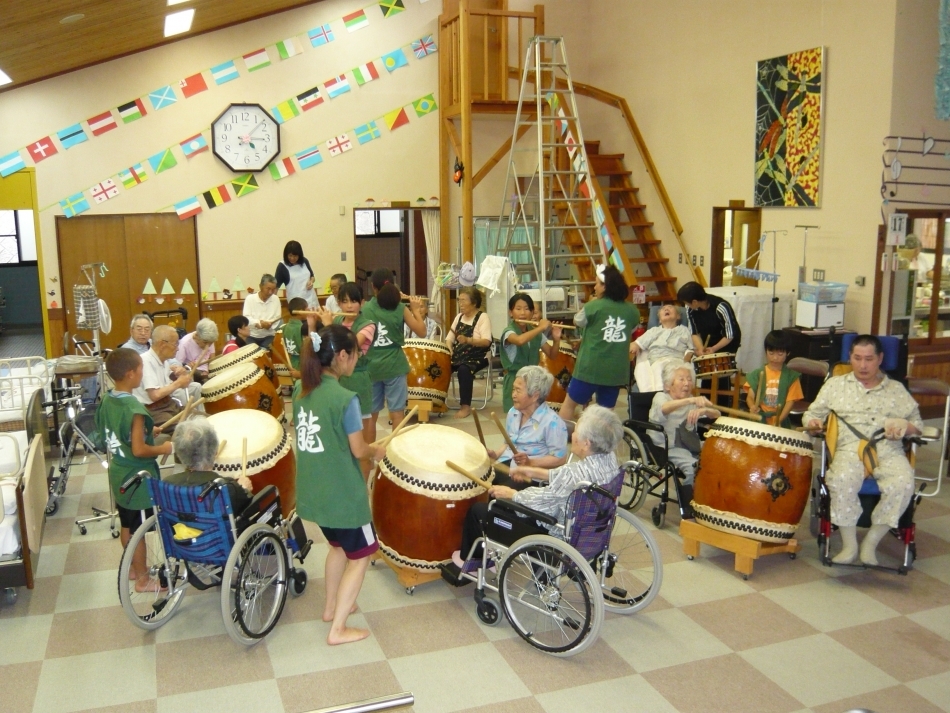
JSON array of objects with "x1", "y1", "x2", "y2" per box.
[
  {"x1": 438, "y1": 13, "x2": 451, "y2": 266},
  {"x1": 459, "y1": 0, "x2": 474, "y2": 263}
]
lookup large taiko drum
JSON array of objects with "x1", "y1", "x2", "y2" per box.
[
  {"x1": 539, "y1": 342, "x2": 576, "y2": 411},
  {"x1": 372, "y1": 424, "x2": 490, "y2": 573},
  {"x1": 403, "y1": 339, "x2": 452, "y2": 406},
  {"x1": 208, "y1": 343, "x2": 279, "y2": 390},
  {"x1": 201, "y1": 362, "x2": 284, "y2": 422},
  {"x1": 209, "y1": 409, "x2": 296, "y2": 517},
  {"x1": 692, "y1": 417, "x2": 814, "y2": 543}
]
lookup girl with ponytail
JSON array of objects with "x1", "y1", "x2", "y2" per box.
[{"x1": 292, "y1": 319, "x2": 385, "y2": 645}]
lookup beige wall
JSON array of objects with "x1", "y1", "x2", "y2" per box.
[
  {"x1": 0, "y1": 0, "x2": 441, "y2": 304},
  {"x1": 576, "y1": 0, "x2": 900, "y2": 331}
]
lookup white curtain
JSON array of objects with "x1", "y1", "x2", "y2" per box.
[{"x1": 421, "y1": 209, "x2": 441, "y2": 314}]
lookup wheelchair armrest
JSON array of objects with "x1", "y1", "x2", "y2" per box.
[
  {"x1": 489, "y1": 498, "x2": 558, "y2": 526},
  {"x1": 237, "y1": 485, "x2": 280, "y2": 524},
  {"x1": 625, "y1": 418, "x2": 663, "y2": 434}
]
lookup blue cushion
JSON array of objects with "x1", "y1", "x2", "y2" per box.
[
  {"x1": 858, "y1": 478, "x2": 881, "y2": 496},
  {"x1": 841, "y1": 334, "x2": 900, "y2": 372}
]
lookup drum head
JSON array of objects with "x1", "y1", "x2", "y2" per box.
[
  {"x1": 382, "y1": 424, "x2": 490, "y2": 500},
  {"x1": 208, "y1": 409, "x2": 290, "y2": 476},
  {"x1": 208, "y1": 343, "x2": 263, "y2": 375},
  {"x1": 201, "y1": 362, "x2": 263, "y2": 402},
  {"x1": 404, "y1": 338, "x2": 451, "y2": 355},
  {"x1": 706, "y1": 417, "x2": 813, "y2": 455}
]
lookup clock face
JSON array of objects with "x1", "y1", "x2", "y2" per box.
[{"x1": 211, "y1": 103, "x2": 280, "y2": 172}]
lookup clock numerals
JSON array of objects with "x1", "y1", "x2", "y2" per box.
[{"x1": 212, "y1": 104, "x2": 278, "y2": 172}]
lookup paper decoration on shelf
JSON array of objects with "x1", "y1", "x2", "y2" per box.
[
  {"x1": 27, "y1": 137, "x2": 58, "y2": 163},
  {"x1": 180, "y1": 279, "x2": 195, "y2": 295},
  {"x1": 148, "y1": 85, "x2": 177, "y2": 111},
  {"x1": 207, "y1": 277, "x2": 221, "y2": 294},
  {"x1": 60, "y1": 192, "x2": 90, "y2": 218},
  {"x1": 161, "y1": 279, "x2": 175, "y2": 295},
  {"x1": 87, "y1": 111, "x2": 118, "y2": 136},
  {"x1": 142, "y1": 279, "x2": 157, "y2": 295},
  {"x1": 155, "y1": 297, "x2": 165, "y2": 304},
  {"x1": 343, "y1": 9, "x2": 369, "y2": 32},
  {"x1": 57, "y1": 124, "x2": 88, "y2": 149},
  {"x1": 233, "y1": 277, "x2": 245, "y2": 294}
]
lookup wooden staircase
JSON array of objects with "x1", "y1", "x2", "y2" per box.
[{"x1": 586, "y1": 140, "x2": 678, "y2": 302}]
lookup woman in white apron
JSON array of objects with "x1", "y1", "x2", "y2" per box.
[{"x1": 275, "y1": 240, "x2": 317, "y2": 308}]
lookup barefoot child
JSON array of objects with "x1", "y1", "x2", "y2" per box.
[
  {"x1": 96, "y1": 348, "x2": 173, "y2": 592},
  {"x1": 743, "y1": 330, "x2": 804, "y2": 428},
  {"x1": 499, "y1": 292, "x2": 564, "y2": 413},
  {"x1": 292, "y1": 321, "x2": 386, "y2": 645}
]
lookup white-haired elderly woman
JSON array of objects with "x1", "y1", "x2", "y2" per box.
[
  {"x1": 174, "y1": 318, "x2": 219, "y2": 383},
  {"x1": 164, "y1": 417, "x2": 253, "y2": 512},
  {"x1": 445, "y1": 405, "x2": 623, "y2": 575},
  {"x1": 649, "y1": 360, "x2": 720, "y2": 486},
  {"x1": 489, "y1": 365, "x2": 568, "y2": 490},
  {"x1": 629, "y1": 304, "x2": 694, "y2": 392}
]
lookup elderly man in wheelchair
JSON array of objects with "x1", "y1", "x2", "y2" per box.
[
  {"x1": 439, "y1": 405, "x2": 663, "y2": 656},
  {"x1": 117, "y1": 417, "x2": 311, "y2": 645},
  {"x1": 804, "y1": 335, "x2": 923, "y2": 567}
]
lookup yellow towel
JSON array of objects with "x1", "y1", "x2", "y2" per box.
[{"x1": 172, "y1": 522, "x2": 203, "y2": 541}]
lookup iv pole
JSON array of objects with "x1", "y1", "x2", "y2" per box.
[{"x1": 795, "y1": 225, "x2": 820, "y2": 285}]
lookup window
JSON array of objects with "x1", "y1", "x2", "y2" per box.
[
  {"x1": 896, "y1": 213, "x2": 950, "y2": 342},
  {"x1": 354, "y1": 209, "x2": 402, "y2": 237},
  {"x1": 0, "y1": 210, "x2": 37, "y2": 265}
]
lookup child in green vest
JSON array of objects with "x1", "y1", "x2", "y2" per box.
[
  {"x1": 360, "y1": 268, "x2": 426, "y2": 444},
  {"x1": 96, "y1": 348, "x2": 173, "y2": 593},
  {"x1": 499, "y1": 292, "x2": 564, "y2": 412},
  {"x1": 292, "y1": 321, "x2": 386, "y2": 645},
  {"x1": 744, "y1": 330, "x2": 804, "y2": 428},
  {"x1": 281, "y1": 297, "x2": 308, "y2": 377}
]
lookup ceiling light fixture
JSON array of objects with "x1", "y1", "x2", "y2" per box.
[
  {"x1": 164, "y1": 8, "x2": 195, "y2": 37},
  {"x1": 60, "y1": 13, "x2": 86, "y2": 24},
  {"x1": 0, "y1": 69, "x2": 11, "y2": 86},
  {"x1": 167, "y1": 0, "x2": 190, "y2": 5}
]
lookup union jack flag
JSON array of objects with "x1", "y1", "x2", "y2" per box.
[{"x1": 411, "y1": 35, "x2": 437, "y2": 59}]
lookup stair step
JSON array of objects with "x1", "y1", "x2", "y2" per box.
[
  {"x1": 629, "y1": 257, "x2": 669, "y2": 264},
  {"x1": 621, "y1": 239, "x2": 661, "y2": 245},
  {"x1": 634, "y1": 276, "x2": 678, "y2": 283},
  {"x1": 584, "y1": 141, "x2": 600, "y2": 154},
  {"x1": 615, "y1": 220, "x2": 654, "y2": 228},
  {"x1": 592, "y1": 169, "x2": 632, "y2": 177},
  {"x1": 603, "y1": 186, "x2": 640, "y2": 193}
]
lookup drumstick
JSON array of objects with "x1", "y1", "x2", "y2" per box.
[
  {"x1": 216, "y1": 439, "x2": 227, "y2": 457},
  {"x1": 492, "y1": 460, "x2": 510, "y2": 475},
  {"x1": 159, "y1": 397, "x2": 205, "y2": 432},
  {"x1": 515, "y1": 320, "x2": 576, "y2": 330},
  {"x1": 703, "y1": 335, "x2": 711, "y2": 349},
  {"x1": 490, "y1": 412, "x2": 519, "y2": 455},
  {"x1": 472, "y1": 410, "x2": 486, "y2": 448},
  {"x1": 715, "y1": 404, "x2": 765, "y2": 422},
  {"x1": 194, "y1": 354, "x2": 215, "y2": 369},
  {"x1": 369, "y1": 423, "x2": 420, "y2": 447},
  {"x1": 446, "y1": 460, "x2": 492, "y2": 490},
  {"x1": 754, "y1": 374, "x2": 765, "y2": 409}
]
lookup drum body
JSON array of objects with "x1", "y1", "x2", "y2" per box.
[
  {"x1": 692, "y1": 417, "x2": 814, "y2": 543},
  {"x1": 371, "y1": 424, "x2": 489, "y2": 572},
  {"x1": 403, "y1": 339, "x2": 452, "y2": 406},
  {"x1": 539, "y1": 343, "x2": 576, "y2": 411},
  {"x1": 693, "y1": 352, "x2": 737, "y2": 378},
  {"x1": 209, "y1": 409, "x2": 296, "y2": 517},
  {"x1": 208, "y1": 343, "x2": 279, "y2": 389},
  {"x1": 201, "y1": 362, "x2": 284, "y2": 421}
]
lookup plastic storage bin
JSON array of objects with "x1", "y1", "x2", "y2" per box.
[{"x1": 798, "y1": 281, "x2": 848, "y2": 303}]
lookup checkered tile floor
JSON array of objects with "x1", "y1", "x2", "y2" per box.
[{"x1": 3, "y1": 389, "x2": 950, "y2": 713}]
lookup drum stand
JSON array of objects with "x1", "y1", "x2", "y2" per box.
[{"x1": 680, "y1": 519, "x2": 800, "y2": 580}]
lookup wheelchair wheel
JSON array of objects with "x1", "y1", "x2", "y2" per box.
[
  {"x1": 498, "y1": 535, "x2": 604, "y2": 657},
  {"x1": 476, "y1": 597, "x2": 500, "y2": 626},
  {"x1": 290, "y1": 568, "x2": 308, "y2": 597},
  {"x1": 651, "y1": 504, "x2": 666, "y2": 528},
  {"x1": 596, "y1": 509, "x2": 663, "y2": 614},
  {"x1": 618, "y1": 428, "x2": 649, "y2": 512},
  {"x1": 118, "y1": 514, "x2": 187, "y2": 630},
  {"x1": 221, "y1": 523, "x2": 289, "y2": 645}
]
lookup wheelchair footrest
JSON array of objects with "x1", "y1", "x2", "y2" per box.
[{"x1": 438, "y1": 562, "x2": 471, "y2": 587}]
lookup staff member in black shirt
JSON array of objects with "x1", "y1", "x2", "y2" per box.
[{"x1": 677, "y1": 282, "x2": 741, "y2": 405}]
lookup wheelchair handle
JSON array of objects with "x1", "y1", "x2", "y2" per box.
[
  {"x1": 119, "y1": 470, "x2": 151, "y2": 495},
  {"x1": 197, "y1": 478, "x2": 228, "y2": 501},
  {"x1": 585, "y1": 483, "x2": 616, "y2": 501},
  {"x1": 489, "y1": 497, "x2": 558, "y2": 526}
]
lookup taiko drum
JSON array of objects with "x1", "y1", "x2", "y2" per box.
[
  {"x1": 692, "y1": 417, "x2": 814, "y2": 543},
  {"x1": 403, "y1": 339, "x2": 452, "y2": 406},
  {"x1": 208, "y1": 343, "x2": 279, "y2": 389},
  {"x1": 209, "y1": 409, "x2": 296, "y2": 517},
  {"x1": 539, "y1": 342, "x2": 576, "y2": 411},
  {"x1": 371, "y1": 424, "x2": 490, "y2": 573},
  {"x1": 200, "y1": 362, "x2": 284, "y2": 422}
]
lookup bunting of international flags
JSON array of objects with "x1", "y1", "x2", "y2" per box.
[
  {"x1": 2, "y1": 2, "x2": 438, "y2": 182},
  {"x1": 166, "y1": 92, "x2": 437, "y2": 220}
]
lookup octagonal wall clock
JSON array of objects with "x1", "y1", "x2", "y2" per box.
[{"x1": 211, "y1": 103, "x2": 280, "y2": 172}]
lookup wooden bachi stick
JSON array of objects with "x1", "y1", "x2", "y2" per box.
[
  {"x1": 446, "y1": 460, "x2": 492, "y2": 490},
  {"x1": 490, "y1": 412, "x2": 519, "y2": 455}
]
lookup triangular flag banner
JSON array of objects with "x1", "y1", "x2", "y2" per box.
[
  {"x1": 207, "y1": 277, "x2": 221, "y2": 293},
  {"x1": 379, "y1": 0, "x2": 405, "y2": 17},
  {"x1": 231, "y1": 174, "x2": 259, "y2": 197},
  {"x1": 161, "y1": 279, "x2": 176, "y2": 295},
  {"x1": 383, "y1": 107, "x2": 410, "y2": 131},
  {"x1": 174, "y1": 197, "x2": 202, "y2": 220},
  {"x1": 142, "y1": 279, "x2": 157, "y2": 295},
  {"x1": 148, "y1": 148, "x2": 178, "y2": 174},
  {"x1": 180, "y1": 279, "x2": 195, "y2": 295},
  {"x1": 60, "y1": 192, "x2": 90, "y2": 218},
  {"x1": 269, "y1": 157, "x2": 296, "y2": 181},
  {"x1": 381, "y1": 48, "x2": 409, "y2": 72},
  {"x1": 412, "y1": 94, "x2": 438, "y2": 117}
]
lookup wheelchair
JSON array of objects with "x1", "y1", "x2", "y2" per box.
[
  {"x1": 117, "y1": 472, "x2": 312, "y2": 645},
  {"x1": 448, "y1": 472, "x2": 663, "y2": 657},
  {"x1": 618, "y1": 390, "x2": 700, "y2": 528},
  {"x1": 812, "y1": 377, "x2": 948, "y2": 574}
]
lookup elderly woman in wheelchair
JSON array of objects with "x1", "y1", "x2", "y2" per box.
[
  {"x1": 804, "y1": 335, "x2": 923, "y2": 567},
  {"x1": 440, "y1": 405, "x2": 663, "y2": 656},
  {"x1": 117, "y1": 417, "x2": 311, "y2": 645}
]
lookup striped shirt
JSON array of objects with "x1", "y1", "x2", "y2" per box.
[{"x1": 685, "y1": 294, "x2": 740, "y2": 351}]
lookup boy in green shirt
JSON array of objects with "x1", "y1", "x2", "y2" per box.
[
  {"x1": 499, "y1": 292, "x2": 563, "y2": 412},
  {"x1": 96, "y1": 348, "x2": 173, "y2": 592}
]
